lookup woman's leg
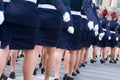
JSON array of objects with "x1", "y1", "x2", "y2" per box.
[
  {"x1": 0, "y1": 45, "x2": 10, "y2": 78},
  {"x1": 54, "y1": 49, "x2": 65, "y2": 79},
  {"x1": 67, "y1": 50, "x2": 76, "y2": 77},
  {"x1": 9, "y1": 50, "x2": 19, "y2": 79},
  {"x1": 23, "y1": 49, "x2": 39, "y2": 80},
  {"x1": 45, "y1": 47, "x2": 56, "y2": 80}
]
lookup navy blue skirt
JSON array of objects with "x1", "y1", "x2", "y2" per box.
[
  {"x1": 116, "y1": 37, "x2": 120, "y2": 48},
  {"x1": 108, "y1": 33, "x2": 117, "y2": 47},
  {"x1": 80, "y1": 18, "x2": 91, "y2": 48},
  {"x1": 57, "y1": 28, "x2": 72, "y2": 49},
  {"x1": 90, "y1": 30, "x2": 99, "y2": 46},
  {"x1": 117, "y1": 42, "x2": 120, "y2": 48},
  {"x1": 66, "y1": 15, "x2": 83, "y2": 50},
  {"x1": 1, "y1": 22, "x2": 38, "y2": 49},
  {"x1": 82, "y1": 30, "x2": 92, "y2": 48},
  {"x1": 98, "y1": 31, "x2": 109, "y2": 47},
  {"x1": 37, "y1": 9, "x2": 62, "y2": 47}
]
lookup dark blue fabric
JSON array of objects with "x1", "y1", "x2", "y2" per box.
[
  {"x1": 1, "y1": 22, "x2": 38, "y2": 49},
  {"x1": 70, "y1": 0, "x2": 83, "y2": 11},
  {"x1": 37, "y1": 0, "x2": 73, "y2": 47},
  {"x1": 108, "y1": 33, "x2": 117, "y2": 47},
  {"x1": 108, "y1": 20, "x2": 119, "y2": 47},
  {"x1": 37, "y1": 0, "x2": 67, "y2": 14},
  {"x1": 5, "y1": 0, "x2": 40, "y2": 27},
  {"x1": 57, "y1": 0, "x2": 75, "y2": 50},
  {"x1": 0, "y1": 0, "x2": 4, "y2": 11},
  {"x1": 98, "y1": 17, "x2": 110, "y2": 47}
]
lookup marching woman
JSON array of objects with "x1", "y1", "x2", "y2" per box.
[
  {"x1": 89, "y1": 1, "x2": 100, "y2": 63},
  {"x1": 108, "y1": 12, "x2": 119, "y2": 63},
  {"x1": 2, "y1": 2, "x2": 20, "y2": 77},
  {"x1": 0, "y1": 0, "x2": 40, "y2": 80},
  {"x1": 0, "y1": 0, "x2": 6, "y2": 79},
  {"x1": 78, "y1": 10, "x2": 90, "y2": 67},
  {"x1": 99, "y1": 9, "x2": 110, "y2": 64},
  {"x1": 53, "y1": 0, "x2": 74, "y2": 80},
  {"x1": 115, "y1": 24, "x2": 120, "y2": 63},
  {"x1": 36, "y1": 0, "x2": 74, "y2": 80},
  {"x1": 64, "y1": 0, "x2": 104, "y2": 79}
]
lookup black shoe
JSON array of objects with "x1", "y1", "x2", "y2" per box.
[
  {"x1": 72, "y1": 72, "x2": 77, "y2": 76},
  {"x1": 116, "y1": 58, "x2": 119, "y2": 61},
  {"x1": 39, "y1": 63, "x2": 42, "y2": 69},
  {"x1": 114, "y1": 60, "x2": 117, "y2": 64},
  {"x1": 41, "y1": 67, "x2": 45, "y2": 74},
  {"x1": 118, "y1": 55, "x2": 119, "y2": 57},
  {"x1": 63, "y1": 73, "x2": 67, "y2": 80},
  {"x1": 76, "y1": 69, "x2": 80, "y2": 74},
  {"x1": 54, "y1": 78, "x2": 59, "y2": 80},
  {"x1": 33, "y1": 68, "x2": 38, "y2": 75},
  {"x1": 20, "y1": 54, "x2": 24, "y2": 58},
  {"x1": 109, "y1": 60, "x2": 114, "y2": 63},
  {"x1": 85, "y1": 61, "x2": 87, "y2": 64},
  {"x1": 65, "y1": 76, "x2": 74, "y2": 80},
  {"x1": 105, "y1": 57, "x2": 108, "y2": 61},
  {"x1": 38, "y1": 54, "x2": 41, "y2": 57},
  {"x1": 100, "y1": 59, "x2": 105, "y2": 64},
  {"x1": 96, "y1": 55, "x2": 97, "y2": 58},
  {"x1": 61, "y1": 58, "x2": 64, "y2": 61},
  {"x1": 90, "y1": 59, "x2": 96, "y2": 63},
  {"x1": 7, "y1": 60, "x2": 11, "y2": 66},
  {"x1": 17, "y1": 56, "x2": 20, "y2": 58},
  {"x1": 1, "y1": 74, "x2": 8, "y2": 80},
  {"x1": 81, "y1": 63, "x2": 86, "y2": 67},
  {"x1": 9, "y1": 72, "x2": 15, "y2": 79}
]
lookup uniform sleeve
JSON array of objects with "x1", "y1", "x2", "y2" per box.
[
  {"x1": 0, "y1": 0, "x2": 4, "y2": 11},
  {"x1": 117, "y1": 25, "x2": 120, "y2": 37},
  {"x1": 106, "y1": 21, "x2": 111, "y2": 37},
  {"x1": 82, "y1": 0, "x2": 102, "y2": 32},
  {"x1": 49, "y1": 0, "x2": 67, "y2": 14},
  {"x1": 115, "y1": 23, "x2": 119, "y2": 37}
]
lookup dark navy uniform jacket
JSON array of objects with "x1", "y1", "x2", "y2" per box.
[
  {"x1": 0, "y1": 0, "x2": 4, "y2": 12},
  {"x1": 37, "y1": 0, "x2": 73, "y2": 29},
  {"x1": 90, "y1": 1, "x2": 102, "y2": 33},
  {"x1": 37, "y1": 0, "x2": 68, "y2": 14},
  {"x1": 70, "y1": 0, "x2": 102, "y2": 32},
  {"x1": 100, "y1": 16, "x2": 110, "y2": 36},
  {"x1": 100, "y1": 17, "x2": 109, "y2": 29},
  {"x1": 61, "y1": 0, "x2": 73, "y2": 29},
  {"x1": 3, "y1": 0, "x2": 10, "y2": 8},
  {"x1": 109, "y1": 19, "x2": 119, "y2": 37},
  {"x1": 117, "y1": 25, "x2": 120, "y2": 38}
]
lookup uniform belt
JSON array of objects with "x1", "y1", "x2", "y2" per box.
[
  {"x1": 71, "y1": 11, "x2": 88, "y2": 20},
  {"x1": 103, "y1": 28, "x2": 107, "y2": 31},
  {"x1": 110, "y1": 31, "x2": 115, "y2": 34},
  {"x1": 25, "y1": 0, "x2": 37, "y2": 4},
  {"x1": 71, "y1": 11, "x2": 82, "y2": 16},
  {"x1": 38, "y1": 4, "x2": 57, "y2": 10},
  {"x1": 4, "y1": 0, "x2": 37, "y2": 3},
  {"x1": 81, "y1": 14, "x2": 88, "y2": 20},
  {"x1": 4, "y1": 0, "x2": 11, "y2": 2}
]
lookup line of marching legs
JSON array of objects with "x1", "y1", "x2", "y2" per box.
[{"x1": 4, "y1": 46, "x2": 120, "y2": 80}]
